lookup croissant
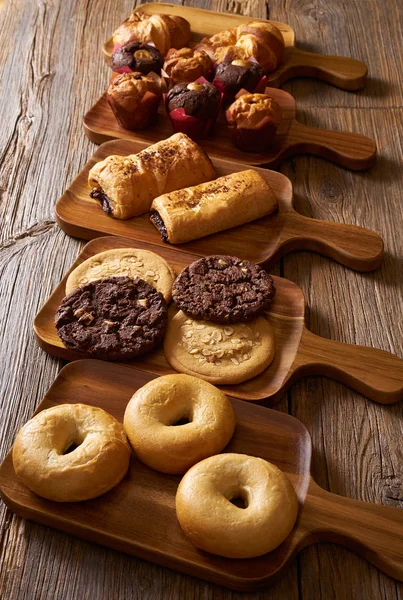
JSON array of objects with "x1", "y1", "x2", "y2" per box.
[
  {"x1": 195, "y1": 21, "x2": 284, "y2": 72},
  {"x1": 112, "y1": 12, "x2": 191, "y2": 56}
]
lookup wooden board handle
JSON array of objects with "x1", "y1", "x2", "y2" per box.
[
  {"x1": 295, "y1": 329, "x2": 403, "y2": 403},
  {"x1": 287, "y1": 121, "x2": 376, "y2": 170},
  {"x1": 302, "y1": 480, "x2": 403, "y2": 581},
  {"x1": 269, "y1": 48, "x2": 367, "y2": 90},
  {"x1": 279, "y1": 213, "x2": 384, "y2": 271}
]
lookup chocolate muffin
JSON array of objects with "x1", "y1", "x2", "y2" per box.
[
  {"x1": 213, "y1": 59, "x2": 265, "y2": 105},
  {"x1": 165, "y1": 81, "x2": 221, "y2": 140},
  {"x1": 111, "y1": 42, "x2": 163, "y2": 75}
]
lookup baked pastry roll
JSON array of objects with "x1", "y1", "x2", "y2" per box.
[
  {"x1": 112, "y1": 12, "x2": 191, "y2": 56},
  {"x1": 88, "y1": 133, "x2": 216, "y2": 219},
  {"x1": 195, "y1": 21, "x2": 285, "y2": 72},
  {"x1": 150, "y1": 170, "x2": 277, "y2": 244}
]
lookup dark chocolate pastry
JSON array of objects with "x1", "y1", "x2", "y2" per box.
[
  {"x1": 172, "y1": 256, "x2": 275, "y2": 323},
  {"x1": 112, "y1": 42, "x2": 163, "y2": 75},
  {"x1": 214, "y1": 59, "x2": 265, "y2": 99},
  {"x1": 166, "y1": 82, "x2": 221, "y2": 120},
  {"x1": 55, "y1": 276, "x2": 168, "y2": 360}
]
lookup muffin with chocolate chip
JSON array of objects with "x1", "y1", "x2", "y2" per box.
[
  {"x1": 107, "y1": 71, "x2": 162, "y2": 130},
  {"x1": 111, "y1": 42, "x2": 164, "y2": 76},
  {"x1": 163, "y1": 48, "x2": 214, "y2": 85},
  {"x1": 165, "y1": 81, "x2": 221, "y2": 140},
  {"x1": 213, "y1": 59, "x2": 266, "y2": 106},
  {"x1": 225, "y1": 92, "x2": 283, "y2": 152}
]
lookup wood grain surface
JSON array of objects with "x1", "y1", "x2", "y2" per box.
[
  {"x1": 55, "y1": 139, "x2": 384, "y2": 271},
  {"x1": 0, "y1": 1, "x2": 402, "y2": 599},
  {"x1": 33, "y1": 236, "x2": 403, "y2": 405},
  {"x1": 83, "y1": 86, "x2": 377, "y2": 169}
]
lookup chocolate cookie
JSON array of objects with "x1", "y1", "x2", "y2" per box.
[
  {"x1": 55, "y1": 276, "x2": 168, "y2": 360},
  {"x1": 172, "y1": 256, "x2": 275, "y2": 323}
]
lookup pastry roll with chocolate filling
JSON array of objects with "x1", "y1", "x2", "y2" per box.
[
  {"x1": 150, "y1": 169, "x2": 277, "y2": 244},
  {"x1": 88, "y1": 133, "x2": 216, "y2": 219}
]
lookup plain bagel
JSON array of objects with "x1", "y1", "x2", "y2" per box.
[
  {"x1": 123, "y1": 374, "x2": 236, "y2": 474},
  {"x1": 176, "y1": 453, "x2": 299, "y2": 558},
  {"x1": 12, "y1": 404, "x2": 131, "y2": 502}
]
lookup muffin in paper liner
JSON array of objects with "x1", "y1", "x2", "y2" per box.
[
  {"x1": 107, "y1": 71, "x2": 163, "y2": 130},
  {"x1": 225, "y1": 89, "x2": 283, "y2": 152},
  {"x1": 164, "y1": 77, "x2": 223, "y2": 141},
  {"x1": 111, "y1": 42, "x2": 163, "y2": 76},
  {"x1": 213, "y1": 57, "x2": 268, "y2": 107}
]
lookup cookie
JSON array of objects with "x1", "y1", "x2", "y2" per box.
[
  {"x1": 66, "y1": 248, "x2": 176, "y2": 303},
  {"x1": 172, "y1": 256, "x2": 275, "y2": 323},
  {"x1": 55, "y1": 276, "x2": 168, "y2": 361},
  {"x1": 164, "y1": 311, "x2": 275, "y2": 384}
]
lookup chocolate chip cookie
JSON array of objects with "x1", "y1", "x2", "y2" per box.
[
  {"x1": 55, "y1": 276, "x2": 168, "y2": 360},
  {"x1": 172, "y1": 256, "x2": 275, "y2": 323}
]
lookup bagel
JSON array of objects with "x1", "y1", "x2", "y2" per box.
[
  {"x1": 176, "y1": 453, "x2": 299, "y2": 558},
  {"x1": 12, "y1": 404, "x2": 131, "y2": 502},
  {"x1": 123, "y1": 374, "x2": 236, "y2": 474}
]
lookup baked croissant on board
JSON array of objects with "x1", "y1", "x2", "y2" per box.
[
  {"x1": 112, "y1": 12, "x2": 192, "y2": 56},
  {"x1": 88, "y1": 133, "x2": 216, "y2": 219},
  {"x1": 195, "y1": 21, "x2": 285, "y2": 72}
]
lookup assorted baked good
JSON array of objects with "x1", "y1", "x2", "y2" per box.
[
  {"x1": 12, "y1": 404, "x2": 131, "y2": 502},
  {"x1": 213, "y1": 59, "x2": 266, "y2": 106},
  {"x1": 226, "y1": 92, "x2": 283, "y2": 151},
  {"x1": 165, "y1": 81, "x2": 222, "y2": 140},
  {"x1": 171, "y1": 256, "x2": 276, "y2": 322},
  {"x1": 176, "y1": 453, "x2": 298, "y2": 558},
  {"x1": 111, "y1": 42, "x2": 163, "y2": 76},
  {"x1": 163, "y1": 48, "x2": 214, "y2": 85},
  {"x1": 65, "y1": 248, "x2": 175, "y2": 303},
  {"x1": 88, "y1": 133, "x2": 216, "y2": 219},
  {"x1": 111, "y1": 12, "x2": 191, "y2": 56},
  {"x1": 55, "y1": 276, "x2": 168, "y2": 360},
  {"x1": 195, "y1": 21, "x2": 285, "y2": 71},
  {"x1": 123, "y1": 374, "x2": 235, "y2": 473},
  {"x1": 164, "y1": 311, "x2": 275, "y2": 384},
  {"x1": 107, "y1": 72, "x2": 162, "y2": 130},
  {"x1": 150, "y1": 169, "x2": 277, "y2": 244}
]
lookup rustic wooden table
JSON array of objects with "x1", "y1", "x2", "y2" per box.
[{"x1": 0, "y1": 0, "x2": 402, "y2": 598}]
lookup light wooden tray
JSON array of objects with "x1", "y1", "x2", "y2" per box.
[
  {"x1": 33, "y1": 237, "x2": 403, "y2": 405},
  {"x1": 56, "y1": 139, "x2": 383, "y2": 271},
  {"x1": 83, "y1": 87, "x2": 376, "y2": 169},
  {"x1": 1, "y1": 362, "x2": 403, "y2": 591},
  {"x1": 103, "y1": 3, "x2": 367, "y2": 91}
]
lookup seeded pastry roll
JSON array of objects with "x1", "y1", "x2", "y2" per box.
[
  {"x1": 88, "y1": 133, "x2": 216, "y2": 219},
  {"x1": 150, "y1": 169, "x2": 277, "y2": 244}
]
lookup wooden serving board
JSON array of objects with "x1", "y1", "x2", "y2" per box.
[
  {"x1": 103, "y1": 3, "x2": 367, "y2": 91},
  {"x1": 83, "y1": 86, "x2": 376, "y2": 169},
  {"x1": 56, "y1": 139, "x2": 383, "y2": 271},
  {"x1": 33, "y1": 237, "x2": 403, "y2": 405},
  {"x1": 1, "y1": 362, "x2": 403, "y2": 591}
]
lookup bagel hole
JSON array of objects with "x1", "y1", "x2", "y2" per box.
[
  {"x1": 63, "y1": 442, "x2": 79, "y2": 454},
  {"x1": 170, "y1": 415, "x2": 191, "y2": 426},
  {"x1": 229, "y1": 491, "x2": 248, "y2": 509}
]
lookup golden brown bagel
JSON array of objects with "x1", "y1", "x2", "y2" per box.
[
  {"x1": 176, "y1": 453, "x2": 299, "y2": 558},
  {"x1": 12, "y1": 404, "x2": 131, "y2": 502},
  {"x1": 123, "y1": 374, "x2": 236, "y2": 474}
]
